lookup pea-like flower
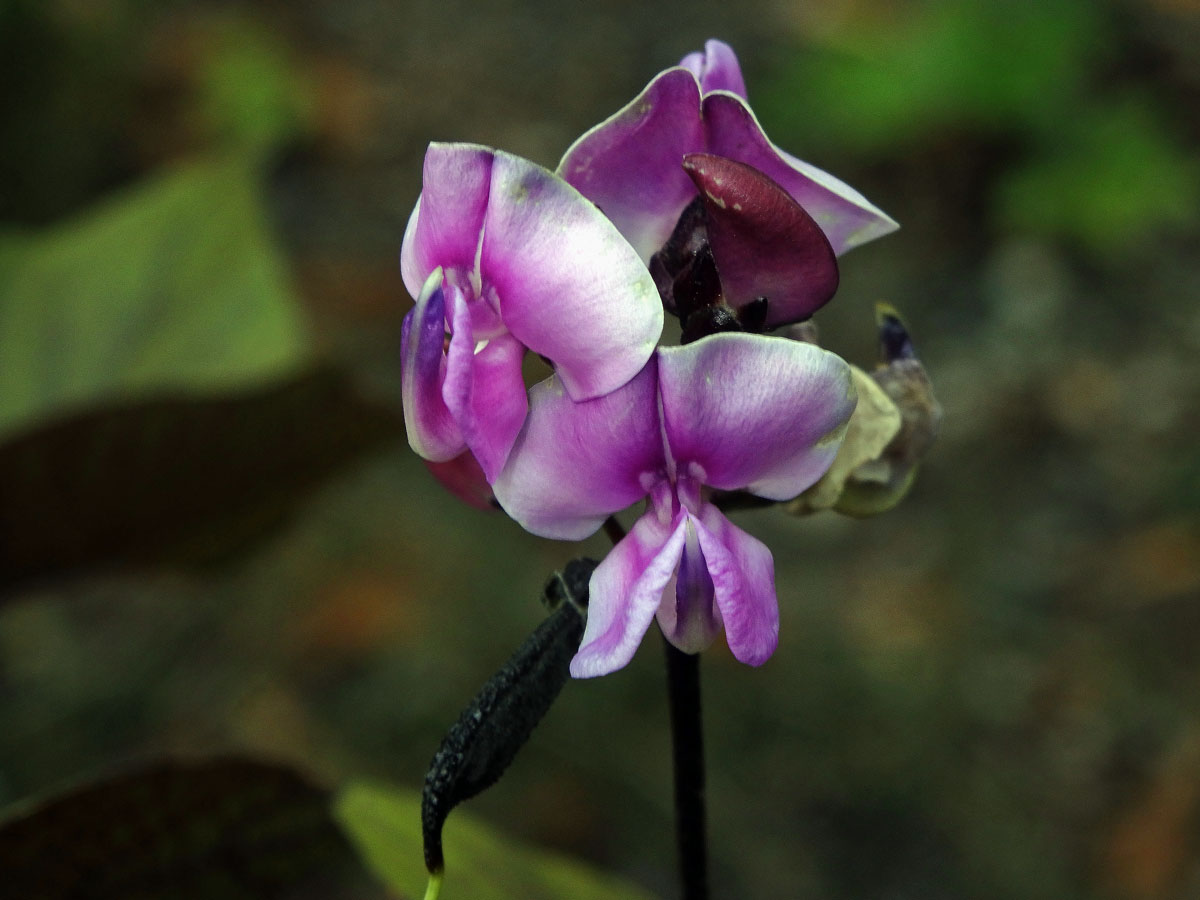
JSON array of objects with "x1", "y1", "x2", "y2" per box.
[
  {"x1": 400, "y1": 143, "x2": 663, "y2": 481},
  {"x1": 492, "y1": 333, "x2": 856, "y2": 677},
  {"x1": 558, "y1": 40, "x2": 897, "y2": 268}
]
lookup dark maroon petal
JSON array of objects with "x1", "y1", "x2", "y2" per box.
[
  {"x1": 682, "y1": 153, "x2": 839, "y2": 326},
  {"x1": 424, "y1": 452, "x2": 494, "y2": 510}
]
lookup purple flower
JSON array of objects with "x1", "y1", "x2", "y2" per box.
[
  {"x1": 400, "y1": 143, "x2": 663, "y2": 481},
  {"x1": 558, "y1": 40, "x2": 897, "y2": 269},
  {"x1": 492, "y1": 333, "x2": 856, "y2": 677}
]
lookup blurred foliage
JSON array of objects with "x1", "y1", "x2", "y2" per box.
[
  {"x1": 757, "y1": 0, "x2": 1200, "y2": 252},
  {"x1": 1, "y1": 0, "x2": 1198, "y2": 899},
  {"x1": 338, "y1": 780, "x2": 660, "y2": 900},
  {"x1": 0, "y1": 756, "x2": 381, "y2": 900},
  {"x1": 0, "y1": 157, "x2": 309, "y2": 440},
  {"x1": 0, "y1": 367, "x2": 404, "y2": 592},
  {"x1": 760, "y1": 0, "x2": 1103, "y2": 146},
  {"x1": 185, "y1": 16, "x2": 317, "y2": 157},
  {"x1": 0, "y1": 0, "x2": 316, "y2": 223},
  {"x1": 994, "y1": 97, "x2": 1200, "y2": 251},
  {"x1": 0, "y1": 755, "x2": 656, "y2": 900},
  {"x1": 0, "y1": 0, "x2": 141, "y2": 223}
]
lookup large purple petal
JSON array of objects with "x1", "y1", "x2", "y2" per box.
[
  {"x1": 657, "y1": 515, "x2": 722, "y2": 654},
  {"x1": 479, "y1": 151, "x2": 662, "y2": 401},
  {"x1": 679, "y1": 39, "x2": 747, "y2": 99},
  {"x1": 701, "y1": 93, "x2": 898, "y2": 255},
  {"x1": 658, "y1": 333, "x2": 856, "y2": 499},
  {"x1": 571, "y1": 509, "x2": 688, "y2": 678},
  {"x1": 694, "y1": 503, "x2": 778, "y2": 666},
  {"x1": 557, "y1": 68, "x2": 705, "y2": 262},
  {"x1": 441, "y1": 288, "x2": 527, "y2": 482},
  {"x1": 401, "y1": 269, "x2": 464, "y2": 462},
  {"x1": 400, "y1": 143, "x2": 493, "y2": 299},
  {"x1": 491, "y1": 360, "x2": 664, "y2": 541},
  {"x1": 683, "y1": 153, "x2": 839, "y2": 325}
]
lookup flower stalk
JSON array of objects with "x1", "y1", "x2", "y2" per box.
[{"x1": 663, "y1": 637, "x2": 708, "y2": 900}]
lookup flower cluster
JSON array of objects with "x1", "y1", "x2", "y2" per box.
[{"x1": 400, "y1": 41, "x2": 898, "y2": 677}]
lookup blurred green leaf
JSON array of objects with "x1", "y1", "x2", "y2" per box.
[
  {"x1": 0, "y1": 756, "x2": 384, "y2": 900},
  {"x1": 758, "y1": 0, "x2": 1104, "y2": 153},
  {"x1": 0, "y1": 366, "x2": 405, "y2": 594},
  {"x1": 994, "y1": 98, "x2": 1200, "y2": 252},
  {"x1": 0, "y1": 156, "x2": 310, "y2": 441},
  {"x1": 336, "y1": 780, "x2": 660, "y2": 900},
  {"x1": 192, "y1": 16, "x2": 317, "y2": 155}
]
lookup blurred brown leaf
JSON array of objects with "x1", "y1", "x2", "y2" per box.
[
  {"x1": 0, "y1": 756, "x2": 385, "y2": 900},
  {"x1": 0, "y1": 366, "x2": 404, "y2": 595}
]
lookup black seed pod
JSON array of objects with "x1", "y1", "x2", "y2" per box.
[{"x1": 421, "y1": 557, "x2": 597, "y2": 874}]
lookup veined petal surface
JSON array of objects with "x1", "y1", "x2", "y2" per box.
[
  {"x1": 480, "y1": 151, "x2": 662, "y2": 401},
  {"x1": 657, "y1": 515, "x2": 722, "y2": 654},
  {"x1": 679, "y1": 39, "x2": 747, "y2": 98},
  {"x1": 492, "y1": 362, "x2": 664, "y2": 541},
  {"x1": 443, "y1": 331, "x2": 527, "y2": 483},
  {"x1": 400, "y1": 143, "x2": 493, "y2": 298},
  {"x1": 694, "y1": 503, "x2": 778, "y2": 665},
  {"x1": 557, "y1": 68, "x2": 705, "y2": 262},
  {"x1": 571, "y1": 510, "x2": 689, "y2": 678},
  {"x1": 657, "y1": 333, "x2": 856, "y2": 499}
]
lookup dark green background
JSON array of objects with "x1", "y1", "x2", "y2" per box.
[{"x1": 2, "y1": 0, "x2": 1199, "y2": 897}]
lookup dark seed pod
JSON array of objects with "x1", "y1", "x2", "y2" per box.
[{"x1": 421, "y1": 557, "x2": 597, "y2": 875}]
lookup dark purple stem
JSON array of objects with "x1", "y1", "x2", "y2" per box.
[{"x1": 662, "y1": 637, "x2": 708, "y2": 900}]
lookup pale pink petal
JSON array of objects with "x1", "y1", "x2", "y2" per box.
[
  {"x1": 656, "y1": 515, "x2": 722, "y2": 654},
  {"x1": 401, "y1": 269, "x2": 464, "y2": 462},
  {"x1": 557, "y1": 68, "x2": 705, "y2": 262},
  {"x1": 701, "y1": 93, "x2": 898, "y2": 255},
  {"x1": 480, "y1": 151, "x2": 662, "y2": 401},
  {"x1": 682, "y1": 153, "x2": 838, "y2": 324},
  {"x1": 437, "y1": 280, "x2": 475, "y2": 448},
  {"x1": 571, "y1": 510, "x2": 688, "y2": 678},
  {"x1": 400, "y1": 143, "x2": 493, "y2": 298},
  {"x1": 491, "y1": 361, "x2": 664, "y2": 541},
  {"x1": 441, "y1": 303, "x2": 528, "y2": 483},
  {"x1": 424, "y1": 453, "x2": 493, "y2": 510},
  {"x1": 679, "y1": 39, "x2": 747, "y2": 98},
  {"x1": 694, "y1": 503, "x2": 778, "y2": 666},
  {"x1": 658, "y1": 333, "x2": 856, "y2": 499}
]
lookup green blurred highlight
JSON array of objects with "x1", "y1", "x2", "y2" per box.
[
  {"x1": 337, "y1": 782, "x2": 660, "y2": 900},
  {"x1": 756, "y1": 0, "x2": 1197, "y2": 250},
  {"x1": 0, "y1": 157, "x2": 310, "y2": 439}
]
